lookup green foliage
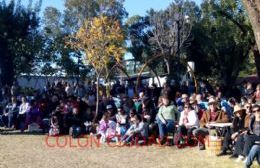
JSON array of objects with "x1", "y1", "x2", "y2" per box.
[
  {"x1": 0, "y1": 0, "x2": 42, "y2": 85},
  {"x1": 42, "y1": 0, "x2": 127, "y2": 80},
  {"x1": 187, "y1": 0, "x2": 254, "y2": 86}
]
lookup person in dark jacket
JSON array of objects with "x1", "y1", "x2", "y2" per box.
[{"x1": 217, "y1": 105, "x2": 247, "y2": 156}]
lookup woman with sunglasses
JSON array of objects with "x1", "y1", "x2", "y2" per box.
[
  {"x1": 176, "y1": 102, "x2": 199, "y2": 146},
  {"x1": 233, "y1": 104, "x2": 260, "y2": 162}
]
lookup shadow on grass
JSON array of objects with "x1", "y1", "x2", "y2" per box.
[{"x1": 0, "y1": 128, "x2": 45, "y2": 135}]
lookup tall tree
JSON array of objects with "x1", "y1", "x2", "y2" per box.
[
  {"x1": 68, "y1": 15, "x2": 125, "y2": 122},
  {"x1": 127, "y1": 0, "x2": 199, "y2": 82},
  {"x1": 43, "y1": 0, "x2": 127, "y2": 79},
  {"x1": 241, "y1": 0, "x2": 260, "y2": 77},
  {"x1": 0, "y1": 0, "x2": 42, "y2": 85},
  {"x1": 187, "y1": 0, "x2": 254, "y2": 91},
  {"x1": 242, "y1": 0, "x2": 260, "y2": 51}
]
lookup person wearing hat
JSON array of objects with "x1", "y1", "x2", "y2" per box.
[
  {"x1": 236, "y1": 104, "x2": 260, "y2": 162},
  {"x1": 193, "y1": 97, "x2": 229, "y2": 150},
  {"x1": 156, "y1": 94, "x2": 179, "y2": 144},
  {"x1": 190, "y1": 96, "x2": 204, "y2": 120},
  {"x1": 230, "y1": 104, "x2": 260, "y2": 162},
  {"x1": 217, "y1": 105, "x2": 247, "y2": 156},
  {"x1": 106, "y1": 104, "x2": 116, "y2": 121}
]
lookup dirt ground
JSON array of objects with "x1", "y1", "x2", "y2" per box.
[{"x1": 0, "y1": 133, "x2": 259, "y2": 168}]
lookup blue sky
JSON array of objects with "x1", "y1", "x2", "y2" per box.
[{"x1": 17, "y1": 0, "x2": 202, "y2": 17}]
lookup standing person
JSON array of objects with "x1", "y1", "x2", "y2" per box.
[
  {"x1": 193, "y1": 97, "x2": 229, "y2": 150},
  {"x1": 157, "y1": 94, "x2": 179, "y2": 144},
  {"x1": 17, "y1": 96, "x2": 30, "y2": 132}
]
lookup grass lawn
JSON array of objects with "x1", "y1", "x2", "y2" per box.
[{"x1": 0, "y1": 131, "x2": 259, "y2": 168}]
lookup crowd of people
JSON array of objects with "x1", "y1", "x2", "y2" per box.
[{"x1": 0, "y1": 79, "x2": 259, "y2": 168}]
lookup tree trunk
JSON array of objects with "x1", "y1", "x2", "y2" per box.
[
  {"x1": 149, "y1": 67, "x2": 161, "y2": 87},
  {"x1": 0, "y1": 41, "x2": 15, "y2": 86},
  {"x1": 242, "y1": 1, "x2": 260, "y2": 52},
  {"x1": 253, "y1": 44, "x2": 260, "y2": 77},
  {"x1": 136, "y1": 55, "x2": 163, "y2": 92},
  {"x1": 94, "y1": 74, "x2": 100, "y2": 123}
]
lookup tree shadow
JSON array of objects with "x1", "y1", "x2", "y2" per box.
[{"x1": 0, "y1": 128, "x2": 46, "y2": 135}]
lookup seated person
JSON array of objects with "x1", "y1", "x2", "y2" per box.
[
  {"x1": 245, "y1": 145, "x2": 260, "y2": 168},
  {"x1": 235, "y1": 104, "x2": 260, "y2": 162},
  {"x1": 176, "y1": 102, "x2": 199, "y2": 145},
  {"x1": 1, "y1": 96, "x2": 19, "y2": 128},
  {"x1": 121, "y1": 114, "x2": 148, "y2": 145},
  {"x1": 230, "y1": 103, "x2": 253, "y2": 158},
  {"x1": 157, "y1": 94, "x2": 179, "y2": 144},
  {"x1": 97, "y1": 114, "x2": 109, "y2": 143},
  {"x1": 143, "y1": 107, "x2": 157, "y2": 137},
  {"x1": 217, "y1": 105, "x2": 248, "y2": 156},
  {"x1": 129, "y1": 108, "x2": 137, "y2": 125},
  {"x1": 26, "y1": 100, "x2": 42, "y2": 128},
  {"x1": 193, "y1": 97, "x2": 229, "y2": 150},
  {"x1": 49, "y1": 111, "x2": 60, "y2": 136},
  {"x1": 68, "y1": 107, "x2": 85, "y2": 138},
  {"x1": 106, "y1": 119, "x2": 117, "y2": 142},
  {"x1": 115, "y1": 106, "x2": 129, "y2": 136}
]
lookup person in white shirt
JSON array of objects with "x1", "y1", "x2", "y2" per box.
[
  {"x1": 176, "y1": 103, "x2": 199, "y2": 145},
  {"x1": 17, "y1": 96, "x2": 30, "y2": 132}
]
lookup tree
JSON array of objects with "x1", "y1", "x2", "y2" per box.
[
  {"x1": 0, "y1": 0, "x2": 42, "y2": 86},
  {"x1": 148, "y1": 2, "x2": 193, "y2": 80},
  {"x1": 241, "y1": 0, "x2": 260, "y2": 77},
  {"x1": 69, "y1": 15, "x2": 125, "y2": 122},
  {"x1": 187, "y1": 0, "x2": 254, "y2": 92},
  {"x1": 43, "y1": 0, "x2": 127, "y2": 80},
  {"x1": 126, "y1": 15, "x2": 165, "y2": 88},
  {"x1": 242, "y1": 0, "x2": 260, "y2": 51},
  {"x1": 127, "y1": 0, "x2": 199, "y2": 84}
]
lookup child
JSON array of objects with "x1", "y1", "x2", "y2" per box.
[
  {"x1": 49, "y1": 112, "x2": 60, "y2": 136},
  {"x1": 106, "y1": 120, "x2": 118, "y2": 142},
  {"x1": 97, "y1": 114, "x2": 109, "y2": 143},
  {"x1": 116, "y1": 106, "x2": 129, "y2": 136}
]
